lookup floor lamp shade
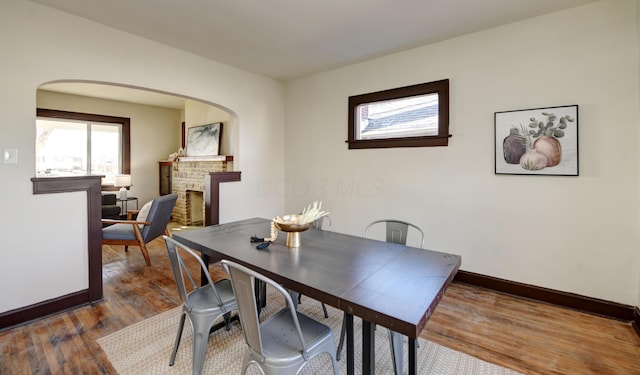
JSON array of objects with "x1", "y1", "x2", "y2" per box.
[{"x1": 114, "y1": 175, "x2": 132, "y2": 200}]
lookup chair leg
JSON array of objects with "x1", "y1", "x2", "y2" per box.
[
  {"x1": 139, "y1": 242, "x2": 152, "y2": 266},
  {"x1": 169, "y1": 312, "x2": 186, "y2": 366},
  {"x1": 131, "y1": 225, "x2": 152, "y2": 266},
  {"x1": 124, "y1": 245, "x2": 129, "y2": 252},
  {"x1": 327, "y1": 339, "x2": 340, "y2": 375},
  {"x1": 223, "y1": 312, "x2": 232, "y2": 331},
  {"x1": 388, "y1": 330, "x2": 403, "y2": 375},
  {"x1": 191, "y1": 329, "x2": 208, "y2": 375},
  {"x1": 336, "y1": 312, "x2": 347, "y2": 361},
  {"x1": 321, "y1": 303, "x2": 329, "y2": 318}
]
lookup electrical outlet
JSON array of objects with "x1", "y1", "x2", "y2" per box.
[{"x1": 3, "y1": 148, "x2": 17, "y2": 164}]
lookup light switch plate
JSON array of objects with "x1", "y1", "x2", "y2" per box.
[{"x1": 3, "y1": 148, "x2": 17, "y2": 164}]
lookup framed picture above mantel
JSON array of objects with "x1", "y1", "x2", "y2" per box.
[
  {"x1": 186, "y1": 122, "x2": 222, "y2": 157},
  {"x1": 495, "y1": 105, "x2": 578, "y2": 176}
]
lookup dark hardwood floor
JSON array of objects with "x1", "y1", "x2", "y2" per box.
[{"x1": 1, "y1": 231, "x2": 639, "y2": 374}]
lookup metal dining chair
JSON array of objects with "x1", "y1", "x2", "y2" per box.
[
  {"x1": 336, "y1": 219, "x2": 425, "y2": 375},
  {"x1": 364, "y1": 219, "x2": 425, "y2": 249},
  {"x1": 164, "y1": 236, "x2": 238, "y2": 375},
  {"x1": 221, "y1": 259, "x2": 339, "y2": 375},
  {"x1": 312, "y1": 215, "x2": 332, "y2": 231}
]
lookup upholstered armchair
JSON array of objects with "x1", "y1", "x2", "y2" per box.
[{"x1": 102, "y1": 194, "x2": 177, "y2": 266}]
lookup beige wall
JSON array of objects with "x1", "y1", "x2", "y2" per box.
[
  {"x1": 0, "y1": 0, "x2": 285, "y2": 313},
  {"x1": 285, "y1": 0, "x2": 640, "y2": 305},
  {"x1": 636, "y1": 0, "x2": 640, "y2": 309},
  {"x1": 184, "y1": 100, "x2": 234, "y2": 158}
]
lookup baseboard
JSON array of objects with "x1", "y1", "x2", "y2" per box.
[
  {"x1": 454, "y1": 270, "x2": 634, "y2": 322},
  {"x1": 0, "y1": 290, "x2": 90, "y2": 331},
  {"x1": 633, "y1": 306, "x2": 640, "y2": 337}
]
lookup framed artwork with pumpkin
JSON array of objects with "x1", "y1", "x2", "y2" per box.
[{"x1": 495, "y1": 105, "x2": 578, "y2": 176}]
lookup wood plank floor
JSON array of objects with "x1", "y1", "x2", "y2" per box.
[{"x1": 1, "y1": 232, "x2": 639, "y2": 374}]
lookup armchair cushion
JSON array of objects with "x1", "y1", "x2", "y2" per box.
[
  {"x1": 102, "y1": 223, "x2": 139, "y2": 241},
  {"x1": 136, "y1": 200, "x2": 152, "y2": 228}
]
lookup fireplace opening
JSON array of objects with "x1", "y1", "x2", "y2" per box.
[{"x1": 186, "y1": 190, "x2": 205, "y2": 226}]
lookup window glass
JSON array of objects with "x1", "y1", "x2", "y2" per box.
[
  {"x1": 356, "y1": 93, "x2": 439, "y2": 140},
  {"x1": 36, "y1": 118, "x2": 122, "y2": 184},
  {"x1": 36, "y1": 119, "x2": 88, "y2": 176},
  {"x1": 90, "y1": 124, "x2": 121, "y2": 184}
]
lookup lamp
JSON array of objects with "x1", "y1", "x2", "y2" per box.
[{"x1": 114, "y1": 174, "x2": 132, "y2": 201}]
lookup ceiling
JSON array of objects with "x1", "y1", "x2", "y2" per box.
[{"x1": 33, "y1": 0, "x2": 598, "y2": 83}]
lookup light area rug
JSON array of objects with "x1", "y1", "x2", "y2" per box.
[{"x1": 98, "y1": 285, "x2": 522, "y2": 375}]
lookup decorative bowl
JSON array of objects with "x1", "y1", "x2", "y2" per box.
[
  {"x1": 272, "y1": 214, "x2": 313, "y2": 247},
  {"x1": 272, "y1": 214, "x2": 313, "y2": 232}
]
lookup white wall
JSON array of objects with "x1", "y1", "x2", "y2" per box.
[
  {"x1": 0, "y1": 0, "x2": 285, "y2": 313},
  {"x1": 37, "y1": 90, "x2": 182, "y2": 205},
  {"x1": 285, "y1": 0, "x2": 640, "y2": 305}
]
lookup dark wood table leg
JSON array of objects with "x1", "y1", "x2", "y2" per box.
[
  {"x1": 362, "y1": 320, "x2": 375, "y2": 375},
  {"x1": 254, "y1": 279, "x2": 267, "y2": 315},
  {"x1": 200, "y1": 253, "x2": 211, "y2": 285},
  {"x1": 209, "y1": 313, "x2": 240, "y2": 333},
  {"x1": 408, "y1": 337, "x2": 417, "y2": 375},
  {"x1": 346, "y1": 313, "x2": 354, "y2": 375}
]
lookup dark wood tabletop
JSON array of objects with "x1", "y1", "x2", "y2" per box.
[{"x1": 173, "y1": 217, "x2": 461, "y2": 374}]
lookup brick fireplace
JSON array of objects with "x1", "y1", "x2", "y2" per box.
[{"x1": 171, "y1": 158, "x2": 228, "y2": 226}]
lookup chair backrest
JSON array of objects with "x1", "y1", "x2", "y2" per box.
[
  {"x1": 140, "y1": 194, "x2": 177, "y2": 242},
  {"x1": 312, "y1": 215, "x2": 332, "y2": 230},
  {"x1": 221, "y1": 260, "x2": 307, "y2": 361},
  {"x1": 365, "y1": 219, "x2": 425, "y2": 248},
  {"x1": 163, "y1": 236, "x2": 226, "y2": 307}
]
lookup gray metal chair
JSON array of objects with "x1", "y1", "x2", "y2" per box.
[
  {"x1": 336, "y1": 219, "x2": 425, "y2": 375},
  {"x1": 364, "y1": 219, "x2": 425, "y2": 249},
  {"x1": 312, "y1": 215, "x2": 332, "y2": 231},
  {"x1": 102, "y1": 194, "x2": 177, "y2": 266},
  {"x1": 221, "y1": 260, "x2": 339, "y2": 375},
  {"x1": 164, "y1": 236, "x2": 238, "y2": 375}
]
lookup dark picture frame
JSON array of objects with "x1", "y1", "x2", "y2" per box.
[
  {"x1": 186, "y1": 122, "x2": 222, "y2": 157},
  {"x1": 495, "y1": 105, "x2": 578, "y2": 176}
]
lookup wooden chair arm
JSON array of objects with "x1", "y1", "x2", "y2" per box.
[
  {"x1": 101, "y1": 219, "x2": 152, "y2": 226},
  {"x1": 126, "y1": 209, "x2": 140, "y2": 220}
]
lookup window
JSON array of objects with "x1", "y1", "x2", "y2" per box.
[
  {"x1": 36, "y1": 109, "x2": 130, "y2": 187},
  {"x1": 347, "y1": 79, "x2": 450, "y2": 149}
]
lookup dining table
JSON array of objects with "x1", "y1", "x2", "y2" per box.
[{"x1": 172, "y1": 217, "x2": 461, "y2": 375}]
